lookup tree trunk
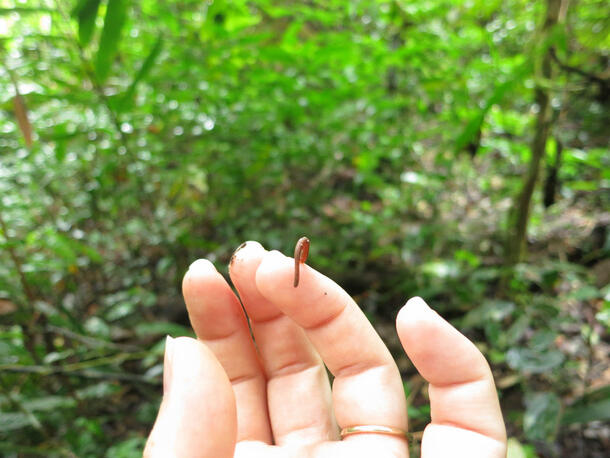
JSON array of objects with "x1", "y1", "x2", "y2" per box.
[{"x1": 506, "y1": 0, "x2": 567, "y2": 265}]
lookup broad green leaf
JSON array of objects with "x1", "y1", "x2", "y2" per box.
[
  {"x1": 506, "y1": 347, "x2": 564, "y2": 373},
  {"x1": 505, "y1": 314, "x2": 530, "y2": 345},
  {"x1": 462, "y1": 300, "x2": 516, "y2": 328},
  {"x1": 0, "y1": 412, "x2": 32, "y2": 432},
  {"x1": 95, "y1": 0, "x2": 129, "y2": 82},
  {"x1": 562, "y1": 398, "x2": 610, "y2": 425},
  {"x1": 562, "y1": 385, "x2": 610, "y2": 425},
  {"x1": 524, "y1": 392, "x2": 561, "y2": 442},
  {"x1": 72, "y1": 0, "x2": 102, "y2": 46}
]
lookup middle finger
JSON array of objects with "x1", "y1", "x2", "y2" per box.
[
  {"x1": 255, "y1": 250, "x2": 408, "y2": 456},
  {"x1": 230, "y1": 241, "x2": 338, "y2": 447}
]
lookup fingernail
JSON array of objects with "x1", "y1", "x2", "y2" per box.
[
  {"x1": 163, "y1": 336, "x2": 175, "y2": 396},
  {"x1": 229, "y1": 242, "x2": 249, "y2": 268}
]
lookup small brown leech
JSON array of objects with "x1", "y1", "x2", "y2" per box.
[{"x1": 293, "y1": 236, "x2": 310, "y2": 287}]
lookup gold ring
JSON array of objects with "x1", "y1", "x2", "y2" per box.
[{"x1": 340, "y1": 425, "x2": 408, "y2": 439}]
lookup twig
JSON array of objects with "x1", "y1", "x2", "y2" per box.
[
  {"x1": 46, "y1": 324, "x2": 141, "y2": 352},
  {"x1": 0, "y1": 363, "x2": 160, "y2": 385},
  {"x1": 550, "y1": 48, "x2": 609, "y2": 86}
]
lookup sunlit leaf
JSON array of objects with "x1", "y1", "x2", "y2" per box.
[
  {"x1": 463, "y1": 300, "x2": 516, "y2": 328},
  {"x1": 95, "y1": 0, "x2": 129, "y2": 82},
  {"x1": 506, "y1": 437, "x2": 527, "y2": 458},
  {"x1": 0, "y1": 7, "x2": 54, "y2": 16}
]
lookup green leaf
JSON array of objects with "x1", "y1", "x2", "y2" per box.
[
  {"x1": 455, "y1": 62, "x2": 530, "y2": 153},
  {"x1": 506, "y1": 438, "x2": 527, "y2": 458},
  {"x1": 0, "y1": 412, "x2": 32, "y2": 432},
  {"x1": 562, "y1": 398, "x2": 610, "y2": 425},
  {"x1": 462, "y1": 300, "x2": 516, "y2": 328},
  {"x1": 506, "y1": 347, "x2": 564, "y2": 373},
  {"x1": 562, "y1": 385, "x2": 610, "y2": 425},
  {"x1": 421, "y1": 260, "x2": 459, "y2": 278},
  {"x1": 524, "y1": 392, "x2": 561, "y2": 442},
  {"x1": 0, "y1": 7, "x2": 54, "y2": 16},
  {"x1": 134, "y1": 321, "x2": 193, "y2": 338},
  {"x1": 95, "y1": 0, "x2": 129, "y2": 82},
  {"x1": 23, "y1": 395, "x2": 76, "y2": 411},
  {"x1": 76, "y1": 382, "x2": 121, "y2": 399},
  {"x1": 105, "y1": 436, "x2": 146, "y2": 458},
  {"x1": 72, "y1": 0, "x2": 102, "y2": 46},
  {"x1": 119, "y1": 36, "x2": 163, "y2": 111}
]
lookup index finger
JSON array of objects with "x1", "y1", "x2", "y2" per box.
[{"x1": 255, "y1": 250, "x2": 408, "y2": 454}]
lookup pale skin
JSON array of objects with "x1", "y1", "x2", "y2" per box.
[{"x1": 144, "y1": 241, "x2": 507, "y2": 457}]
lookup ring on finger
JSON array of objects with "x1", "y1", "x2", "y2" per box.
[{"x1": 340, "y1": 425, "x2": 408, "y2": 439}]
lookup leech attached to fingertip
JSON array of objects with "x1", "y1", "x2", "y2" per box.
[{"x1": 293, "y1": 236, "x2": 310, "y2": 287}]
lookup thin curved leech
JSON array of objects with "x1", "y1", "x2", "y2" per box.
[{"x1": 293, "y1": 237, "x2": 310, "y2": 287}]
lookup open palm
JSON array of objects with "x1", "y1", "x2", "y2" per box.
[{"x1": 145, "y1": 242, "x2": 506, "y2": 457}]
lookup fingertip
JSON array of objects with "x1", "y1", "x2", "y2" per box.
[
  {"x1": 255, "y1": 250, "x2": 291, "y2": 293},
  {"x1": 396, "y1": 297, "x2": 492, "y2": 387},
  {"x1": 188, "y1": 258, "x2": 217, "y2": 273},
  {"x1": 170, "y1": 336, "x2": 237, "y2": 423},
  {"x1": 229, "y1": 241, "x2": 265, "y2": 270},
  {"x1": 396, "y1": 296, "x2": 433, "y2": 334},
  {"x1": 183, "y1": 260, "x2": 216, "y2": 294},
  {"x1": 170, "y1": 337, "x2": 229, "y2": 384},
  {"x1": 229, "y1": 241, "x2": 266, "y2": 274},
  {"x1": 147, "y1": 336, "x2": 236, "y2": 458}
]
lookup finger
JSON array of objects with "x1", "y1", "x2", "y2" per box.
[
  {"x1": 183, "y1": 259, "x2": 272, "y2": 443},
  {"x1": 396, "y1": 297, "x2": 507, "y2": 458},
  {"x1": 255, "y1": 250, "x2": 408, "y2": 455},
  {"x1": 229, "y1": 242, "x2": 337, "y2": 446},
  {"x1": 144, "y1": 337, "x2": 236, "y2": 458}
]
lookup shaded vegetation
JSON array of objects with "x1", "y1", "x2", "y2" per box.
[{"x1": 0, "y1": 0, "x2": 608, "y2": 456}]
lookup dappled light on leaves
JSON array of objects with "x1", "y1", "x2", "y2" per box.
[{"x1": 0, "y1": 0, "x2": 608, "y2": 456}]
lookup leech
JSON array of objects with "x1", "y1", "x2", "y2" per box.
[{"x1": 293, "y1": 236, "x2": 310, "y2": 287}]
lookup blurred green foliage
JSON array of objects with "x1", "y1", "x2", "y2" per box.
[{"x1": 0, "y1": 0, "x2": 608, "y2": 456}]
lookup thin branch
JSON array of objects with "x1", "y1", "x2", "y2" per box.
[
  {"x1": 0, "y1": 363, "x2": 160, "y2": 385},
  {"x1": 550, "y1": 48, "x2": 609, "y2": 86},
  {"x1": 45, "y1": 324, "x2": 141, "y2": 352}
]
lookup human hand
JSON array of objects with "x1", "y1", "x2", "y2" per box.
[{"x1": 144, "y1": 241, "x2": 507, "y2": 457}]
